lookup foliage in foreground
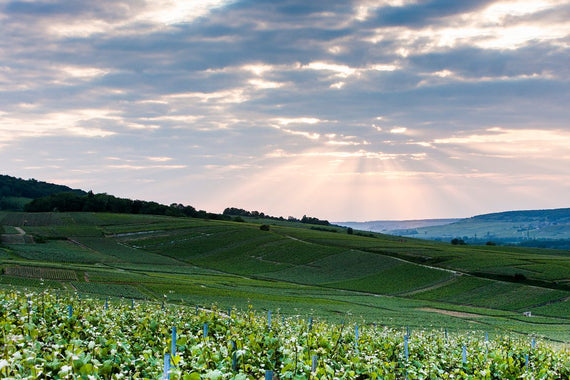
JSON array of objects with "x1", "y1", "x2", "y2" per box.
[{"x1": 0, "y1": 289, "x2": 569, "y2": 379}]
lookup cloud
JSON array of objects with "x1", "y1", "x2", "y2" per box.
[
  {"x1": 0, "y1": 0, "x2": 568, "y2": 220},
  {"x1": 433, "y1": 127, "x2": 570, "y2": 158}
]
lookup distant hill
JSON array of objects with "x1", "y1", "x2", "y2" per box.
[
  {"x1": 336, "y1": 219, "x2": 460, "y2": 233},
  {"x1": 0, "y1": 175, "x2": 86, "y2": 211},
  {"x1": 388, "y1": 208, "x2": 570, "y2": 249}
]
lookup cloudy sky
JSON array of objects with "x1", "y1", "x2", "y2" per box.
[{"x1": 1, "y1": 0, "x2": 569, "y2": 221}]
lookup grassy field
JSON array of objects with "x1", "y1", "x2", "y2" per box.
[{"x1": 1, "y1": 211, "x2": 569, "y2": 344}]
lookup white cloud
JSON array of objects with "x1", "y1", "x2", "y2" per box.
[
  {"x1": 433, "y1": 127, "x2": 570, "y2": 158},
  {"x1": 275, "y1": 117, "x2": 323, "y2": 126},
  {"x1": 137, "y1": 0, "x2": 236, "y2": 25},
  {"x1": 390, "y1": 127, "x2": 408, "y2": 134}
]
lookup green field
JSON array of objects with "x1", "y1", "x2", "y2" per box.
[{"x1": 1, "y1": 211, "x2": 569, "y2": 344}]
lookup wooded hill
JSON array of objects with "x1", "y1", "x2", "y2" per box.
[{"x1": 0, "y1": 174, "x2": 85, "y2": 210}]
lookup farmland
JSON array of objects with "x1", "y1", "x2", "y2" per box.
[{"x1": 1, "y1": 211, "x2": 569, "y2": 346}]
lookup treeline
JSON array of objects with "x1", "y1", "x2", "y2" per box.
[
  {"x1": 24, "y1": 192, "x2": 224, "y2": 219},
  {"x1": 223, "y1": 207, "x2": 330, "y2": 226},
  {"x1": 0, "y1": 175, "x2": 85, "y2": 199},
  {"x1": 0, "y1": 175, "x2": 86, "y2": 211},
  {"x1": 222, "y1": 207, "x2": 278, "y2": 219},
  {"x1": 4, "y1": 174, "x2": 335, "y2": 226}
]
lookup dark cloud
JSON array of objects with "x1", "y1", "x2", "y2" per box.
[
  {"x1": 3, "y1": 0, "x2": 140, "y2": 20},
  {"x1": 409, "y1": 44, "x2": 570, "y2": 79},
  {"x1": 368, "y1": 0, "x2": 496, "y2": 27},
  {"x1": 4, "y1": 1, "x2": 88, "y2": 15}
]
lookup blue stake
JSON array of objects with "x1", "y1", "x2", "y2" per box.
[
  {"x1": 105, "y1": 297, "x2": 108, "y2": 310},
  {"x1": 532, "y1": 338, "x2": 536, "y2": 349},
  {"x1": 311, "y1": 355, "x2": 318, "y2": 373},
  {"x1": 171, "y1": 326, "x2": 177, "y2": 356},
  {"x1": 404, "y1": 335, "x2": 409, "y2": 361},
  {"x1": 203, "y1": 323, "x2": 208, "y2": 338},
  {"x1": 462, "y1": 345, "x2": 467, "y2": 364},
  {"x1": 68, "y1": 305, "x2": 73, "y2": 318},
  {"x1": 309, "y1": 317, "x2": 313, "y2": 331},
  {"x1": 355, "y1": 325, "x2": 359, "y2": 350},
  {"x1": 162, "y1": 353, "x2": 171, "y2": 379},
  {"x1": 265, "y1": 370, "x2": 273, "y2": 380},
  {"x1": 525, "y1": 353, "x2": 529, "y2": 370},
  {"x1": 231, "y1": 341, "x2": 237, "y2": 371}
]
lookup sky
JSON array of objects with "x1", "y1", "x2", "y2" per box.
[{"x1": 1, "y1": 0, "x2": 569, "y2": 221}]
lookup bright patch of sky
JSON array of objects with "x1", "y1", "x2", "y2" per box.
[{"x1": 0, "y1": 0, "x2": 568, "y2": 220}]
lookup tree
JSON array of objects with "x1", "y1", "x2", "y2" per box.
[{"x1": 451, "y1": 238, "x2": 466, "y2": 245}]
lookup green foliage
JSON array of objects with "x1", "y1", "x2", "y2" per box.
[
  {"x1": 0, "y1": 174, "x2": 85, "y2": 211},
  {"x1": 451, "y1": 238, "x2": 466, "y2": 245},
  {"x1": 300, "y1": 215, "x2": 330, "y2": 226},
  {"x1": 0, "y1": 289, "x2": 568, "y2": 379},
  {"x1": 24, "y1": 191, "x2": 208, "y2": 219}
]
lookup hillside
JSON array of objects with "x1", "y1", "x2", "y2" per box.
[
  {"x1": 1, "y1": 211, "x2": 569, "y2": 343},
  {"x1": 336, "y1": 219, "x2": 460, "y2": 233},
  {"x1": 0, "y1": 174, "x2": 86, "y2": 211},
  {"x1": 347, "y1": 208, "x2": 570, "y2": 249}
]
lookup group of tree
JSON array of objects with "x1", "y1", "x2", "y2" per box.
[
  {"x1": 0, "y1": 175, "x2": 85, "y2": 199},
  {"x1": 3, "y1": 174, "x2": 338, "y2": 227},
  {"x1": 300, "y1": 215, "x2": 330, "y2": 226},
  {"x1": 222, "y1": 207, "x2": 277, "y2": 219},
  {"x1": 24, "y1": 191, "x2": 225, "y2": 219},
  {"x1": 0, "y1": 175, "x2": 86, "y2": 211},
  {"x1": 223, "y1": 207, "x2": 331, "y2": 226}
]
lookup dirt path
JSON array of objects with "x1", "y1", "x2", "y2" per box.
[
  {"x1": 1, "y1": 226, "x2": 31, "y2": 244},
  {"x1": 419, "y1": 307, "x2": 484, "y2": 319},
  {"x1": 399, "y1": 275, "x2": 461, "y2": 296}
]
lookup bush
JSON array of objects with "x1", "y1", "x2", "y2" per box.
[{"x1": 259, "y1": 224, "x2": 270, "y2": 231}]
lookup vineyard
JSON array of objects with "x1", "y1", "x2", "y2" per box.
[{"x1": 1, "y1": 289, "x2": 568, "y2": 379}]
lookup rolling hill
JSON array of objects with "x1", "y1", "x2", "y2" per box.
[
  {"x1": 1, "y1": 174, "x2": 569, "y2": 342},
  {"x1": 339, "y1": 208, "x2": 570, "y2": 249},
  {"x1": 0, "y1": 174, "x2": 86, "y2": 211},
  {"x1": 1, "y1": 211, "x2": 569, "y2": 343}
]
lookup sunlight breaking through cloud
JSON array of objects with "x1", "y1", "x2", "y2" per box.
[{"x1": 0, "y1": 0, "x2": 568, "y2": 220}]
